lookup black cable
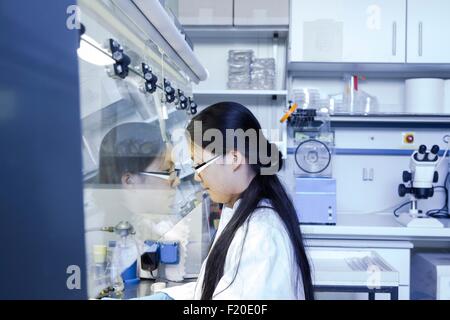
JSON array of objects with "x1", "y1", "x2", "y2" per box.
[
  {"x1": 393, "y1": 201, "x2": 413, "y2": 218},
  {"x1": 426, "y1": 186, "x2": 449, "y2": 218},
  {"x1": 426, "y1": 172, "x2": 450, "y2": 218},
  {"x1": 427, "y1": 210, "x2": 449, "y2": 218}
]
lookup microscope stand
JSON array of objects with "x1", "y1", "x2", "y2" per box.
[
  {"x1": 396, "y1": 199, "x2": 444, "y2": 228},
  {"x1": 396, "y1": 213, "x2": 444, "y2": 228}
]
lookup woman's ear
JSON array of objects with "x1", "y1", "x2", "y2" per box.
[{"x1": 230, "y1": 150, "x2": 244, "y2": 172}]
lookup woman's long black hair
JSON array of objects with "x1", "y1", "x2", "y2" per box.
[{"x1": 186, "y1": 102, "x2": 314, "y2": 300}]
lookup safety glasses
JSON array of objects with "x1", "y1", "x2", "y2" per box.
[
  {"x1": 192, "y1": 155, "x2": 221, "y2": 175},
  {"x1": 139, "y1": 169, "x2": 180, "y2": 181}
]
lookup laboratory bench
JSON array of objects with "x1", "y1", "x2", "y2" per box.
[
  {"x1": 121, "y1": 280, "x2": 154, "y2": 299},
  {"x1": 118, "y1": 276, "x2": 400, "y2": 301},
  {"x1": 120, "y1": 279, "x2": 184, "y2": 300},
  {"x1": 105, "y1": 279, "x2": 195, "y2": 300},
  {"x1": 302, "y1": 213, "x2": 450, "y2": 300},
  {"x1": 109, "y1": 214, "x2": 450, "y2": 300},
  {"x1": 302, "y1": 213, "x2": 450, "y2": 242}
]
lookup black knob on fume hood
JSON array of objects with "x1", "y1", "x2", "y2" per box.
[
  {"x1": 189, "y1": 97, "x2": 197, "y2": 115},
  {"x1": 145, "y1": 81, "x2": 157, "y2": 94},
  {"x1": 177, "y1": 90, "x2": 188, "y2": 110},
  {"x1": 164, "y1": 79, "x2": 175, "y2": 103},
  {"x1": 110, "y1": 39, "x2": 131, "y2": 79},
  {"x1": 142, "y1": 63, "x2": 158, "y2": 94}
]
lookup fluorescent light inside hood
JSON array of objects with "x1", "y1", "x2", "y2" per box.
[{"x1": 77, "y1": 35, "x2": 115, "y2": 66}]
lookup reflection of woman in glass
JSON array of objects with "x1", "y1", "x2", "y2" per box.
[
  {"x1": 98, "y1": 122, "x2": 178, "y2": 188},
  {"x1": 94, "y1": 122, "x2": 185, "y2": 291},
  {"x1": 96, "y1": 121, "x2": 183, "y2": 241}
]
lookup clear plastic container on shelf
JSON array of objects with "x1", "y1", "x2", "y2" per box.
[
  {"x1": 292, "y1": 88, "x2": 321, "y2": 109},
  {"x1": 331, "y1": 91, "x2": 379, "y2": 115},
  {"x1": 228, "y1": 50, "x2": 254, "y2": 62},
  {"x1": 342, "y1": 75, "x2": 380, "y2": 115},
  {"x1": 353, "y1": 90, "x2": 380, "y2": 115},
  {"x1": 227, "y1": 80, "x2": 251, "y2": 90},
  {"x1": 250, "y1": 58, "x2": 276, "y2": 90},
  {"x1": 343, "y1": 74, "x2": 357, "y2": 114},
  {"x1": 328, "y1": 93, "x2": 345, "y2": 114},
  {"x1": 227, "y1": 50, "x2": 253, "y2": 89}
]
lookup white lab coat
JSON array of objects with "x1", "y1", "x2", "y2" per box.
[{"x1": 161, "y1": 199, "x2": 305, "y2": 300}]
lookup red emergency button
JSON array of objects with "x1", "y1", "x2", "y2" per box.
[{"x1": 405, "y1": 134, "x2": 414, "y2": 144}]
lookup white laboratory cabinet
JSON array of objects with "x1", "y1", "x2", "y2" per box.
[
  {"x1": 233, "y1": 0, "x2": 289, "y2": 26},
  {"x1": 178, "y1": 0, "x2": 233, "y2": 26},
  {"x1": 406, "y1": 0, "x2": 450, "y2": 63},
  {"x1": 290, "y1": 0, "x2": 406, "y2": 63}
]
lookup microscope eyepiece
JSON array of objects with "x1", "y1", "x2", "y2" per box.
[{"x1": 430, "y1": 145, "x2": 440, "y2": 155}]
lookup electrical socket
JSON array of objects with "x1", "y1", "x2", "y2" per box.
[{"x1": 363, "y1": 168, "x2": 374, "y2": 181}]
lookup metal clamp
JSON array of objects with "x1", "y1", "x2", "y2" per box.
[
  {"x1": 109, "y1": 39, "x2": 131, "y2": 79},
  {"x1": 188, "y1": 97, "x2": 197, "y2": 115},
  {"x1": 163, "y1": 78, "x2": 175, "y2": 103},
  {"x1": 142, "y1": 63, "x2": 158, "y2": 94},
  {"x1": 177, "y1": 89, "x2": 188, "y2": 110}
]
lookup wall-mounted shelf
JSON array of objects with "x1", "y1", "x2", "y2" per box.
[
  {"x1": 194, "y1": 89, "x2": 288, "y2": 97},
  {"x1": 288, "y1": 62, "x2": 450, "y2": 79},
  {"x1": 183, "y1": 26, "x2": 289, "y2": 39},
  {"x1": 329, "y1": 114, "x2": 450, "y2": 129}
]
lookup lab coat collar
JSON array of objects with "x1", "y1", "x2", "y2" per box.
[
  {"x1": 219, "y1": 199, "x2": 241, "y2": 229},
  {"x1": 223, "y1": 198, "x2": 241, "y2": 211}
]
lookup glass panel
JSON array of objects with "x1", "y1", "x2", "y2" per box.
[{"x1": 77, "y1": 0, "x2": 210, "y2": 299}]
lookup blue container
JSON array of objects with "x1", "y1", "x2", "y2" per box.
[
  {"x1": 121, "y1": 261, "x2": 140, "y2": 285},
  {"x1": 159, "y1": 242, "x2": 179, "y2": 265}
]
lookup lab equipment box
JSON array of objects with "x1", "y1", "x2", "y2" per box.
[{"x1": 294, "y1": 177, "x2": 337, "y2": 225}]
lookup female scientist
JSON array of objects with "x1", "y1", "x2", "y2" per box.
[{"x1": 157, "y1": 102, "x2": 314, "y2": 300}]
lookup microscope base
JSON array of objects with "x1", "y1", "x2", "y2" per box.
[{"x1": 396, "y1": 213, "x2": 444, "y2": 228}]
